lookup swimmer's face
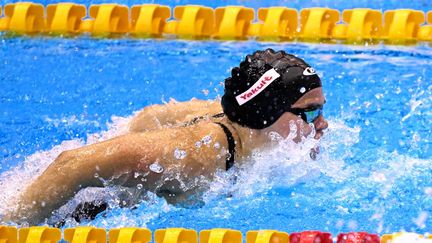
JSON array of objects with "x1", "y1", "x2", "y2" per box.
[{"x1": 265, "y1": 87, "x2": 328, "y2": 141}]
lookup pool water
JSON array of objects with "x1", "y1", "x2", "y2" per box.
[{"x1": 1, "y1": 37, "x2": 432, "y2": 234}]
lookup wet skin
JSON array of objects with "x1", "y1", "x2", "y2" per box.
[{"x1": 5, "y1": 88, "x2": 328, "y2": 224}]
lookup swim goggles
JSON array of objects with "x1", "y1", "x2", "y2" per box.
[{"x1": 289, "y1": 106, "x2": 323, "y2": 124}]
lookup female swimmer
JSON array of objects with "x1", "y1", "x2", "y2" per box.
[{"x1": 5, "y1": 49, "x2": 328, "y2": 225}]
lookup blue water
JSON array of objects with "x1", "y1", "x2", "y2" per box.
[{"x1": 1, "y1": 36, "x2": 432, "y2": 235}]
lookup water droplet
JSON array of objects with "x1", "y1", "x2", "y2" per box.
[
  {"x1": 300, "y1": 87, "x2": 306, "y2": 93},
  {"x1": 149, "y1": 161, "x2": 164, "y2": 173},
  {"x1": 137, "y1": 184, "x2": 143, "y2": 190},
  {"x1": 201, "y1": 135, "x2": 212, "y2": 145},
  {"x1": 174, "y1": 148, "x2": 187, "y2": 160},
  {"x1": 94, "y1": 173, "x2": 99, "y2": 178},
  {"x1": 202, "y1": 89, "x2": 209, "y2": 96},
  {"x1": 195, "y1": 141, "x2": 202, "y2": 148},
  {"x1": 213, "y1": 142, "x2": 220, "y2": 149}
]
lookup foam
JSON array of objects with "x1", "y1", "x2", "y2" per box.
[
  {"x1": 203, "y1": 119, "x2": 360, "y2": 201},
  {"x1": 1, "y1": 114, "x2": 430, "y2": 230},
  {"x1": 0, "y1": 114, "x2": 131, "y2": 221}
]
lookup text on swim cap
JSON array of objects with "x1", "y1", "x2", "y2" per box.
[{"x1": 235, "y1": 68, "x2": 280, "y2": 106}]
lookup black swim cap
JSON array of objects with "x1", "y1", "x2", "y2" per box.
[{"x1": 221, "y1": 49, "x2": 322, "y2": 129}]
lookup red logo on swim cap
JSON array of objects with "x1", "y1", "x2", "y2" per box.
[{"x1": 235, "y1": 69, "x2": 280, "y2": 106}]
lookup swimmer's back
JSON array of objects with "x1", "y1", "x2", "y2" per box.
[
  {"x1": 129, "y1": 99, "x2": 223, "y2": 132},
  {"x1": 122, "y1": 121, "x2": 230, "y2": 193}
]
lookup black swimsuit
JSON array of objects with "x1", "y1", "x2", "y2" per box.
[
  {"x1": 184, "y1": 113, "x2": 237, "y2": 171},
  {"x1": 214, "y1": 122, "x2": 236, "y2": 170}
]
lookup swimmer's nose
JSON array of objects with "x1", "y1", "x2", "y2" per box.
[{"x1": 313, "y1": 115, "x2": 328, "y2": 139}]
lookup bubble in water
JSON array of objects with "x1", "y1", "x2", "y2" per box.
[
  {"x1": 137, "y1": 184, "x2": 143, "y2": 190},
  {"x1": 201, "y1": 135, "x2": 212, "y2": 145},
  {"x1": 195, "y1": 141, "x2": 202, "y2": 148},
  {"x1": 174, "y1": 148, "x2": 187, "y2": 159},
  {"x1": 149, "y1": 161, "x2": 164, "y2": 173}
]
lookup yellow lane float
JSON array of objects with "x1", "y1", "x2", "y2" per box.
[
  {"x1": 155, "y1": 228, "x2": 198, "y2": 243},
  {"x1": 249, "y1": 7, "x2": 298, "y2": 40},
  {"x1": 0, "y1": 3, "x2": 431, "y2": 44},
  {"x1": 163, "y1": 5, "x2": 214, "y2": 38},
  {"x1": 64, "y1": 227, "x2": 106, "y2": 243},
  {"x1": 46, "y1": 3, "x2": 86, "y2": 34},
  {"x1": 381, "y1": 232, "x2": 432, "y2": 242},
  {"x1": 200, "y1": 228, "x2": 242, "y2": 243},
  {"x1": 299, "y1": 8, "x2": 339, "y2": 40},
  {"x1": 82, "y1": 4, "x2": 129, "y2": 35},
  {"x1": 383, "y1": 9, "x2": 425, "y2": 43},
  {"x1": 418, "y1": 11, "x2": 432, "y2": 41},
  {"x1": 0, "y1": 2, "x2": 44, "y2": 33},
  {"x1": 246, "y1": 230, "x2": 289, "y2": 243},
  {"x1": 214, "y1": 6, "x2": 254, "y2": 39},
  {"x1": 130, "y1": 4, "x2": 170, "y2": 36},
  {"x1": 0, "y1": 226, "x2": 17, "y2": 243},
  {"x1": 332, "y1": 8, "x2": 382, "y2": 42},
  {"x1": 19, "y1": 226, "x2": 61, "y2": 243},
  {"x1": 109, "y1": 227, "x2": 152, "y2": 243}
]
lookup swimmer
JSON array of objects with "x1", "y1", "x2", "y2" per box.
[{"x1": 4, "y1": 49, "x2": 328, "y2": 225}]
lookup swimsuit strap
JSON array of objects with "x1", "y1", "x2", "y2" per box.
[
  {"x1": 183, "y1": 113, "x2": 226, "y2": 127},
  {"x1": 214, "y1": 122, "x2": 236, "y2": 171},
  {"x1": 212, "y1": 112, "x2": 225, "y2": 119}
]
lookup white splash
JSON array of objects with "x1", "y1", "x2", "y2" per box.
[
  {"x1": 149, "y1": 161, "x2": 164, "y2": 174},
  {"x1": 0, "y1": 114, "x2": 132, "y2": 221},
  {"x1": 204, "y1": 119, "x2": 359, "y2": 201}
]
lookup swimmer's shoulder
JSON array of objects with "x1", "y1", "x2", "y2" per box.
[{"x1": 136, "y1": 121, "x2": 230, "y2": 174}]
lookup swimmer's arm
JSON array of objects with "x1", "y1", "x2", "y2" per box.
[
  {"x1": 10, "y1": 124, "x2": 228, "y2": 224},
  {"x1": 129, "y1": 99, "x2": 222, "y2": 132},
  {"x1": 10, "y1": 135, "x2": 148, "y2": 225}
]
